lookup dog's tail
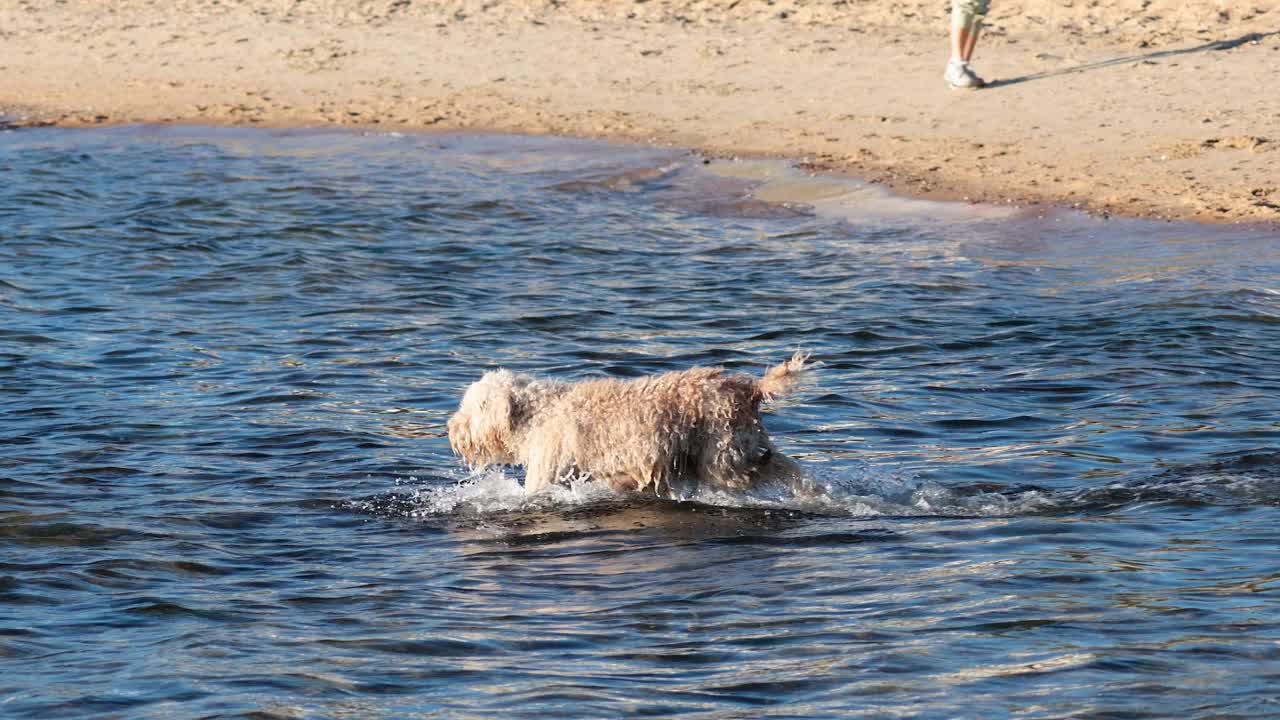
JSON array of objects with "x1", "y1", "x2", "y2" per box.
[{"x1": 758, "y1": 351, "x2": 810, "y2": 400}]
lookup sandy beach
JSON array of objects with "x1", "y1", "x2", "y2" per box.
[{"x1": 2, "y1": 0, "x2": 1277, "y2": 223}]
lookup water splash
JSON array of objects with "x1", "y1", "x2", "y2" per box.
[
  {"x1": 685, "y1": 463, "x2": 1055, "y2": 517},
  {"x1": 357, "y1": 468, "x2": 623, "y2": 518},
  {"x1": 358, "y1": 462, "x2": 1057, "y2": 520},
  {"x1": 358, "y1": 452, "x2": 1280, "y2": 522}
]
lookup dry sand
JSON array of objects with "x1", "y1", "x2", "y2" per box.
[{"x1": 2, "y1": 0, "x2": 1277, "y2": 223}]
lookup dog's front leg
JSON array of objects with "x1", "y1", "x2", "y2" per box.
[
  {"x1": 523, "y1": 445, "x2": 556, "y2": 494},
  {"x1": 524, "y1": 444, "x2": 579, "y2": 493}
]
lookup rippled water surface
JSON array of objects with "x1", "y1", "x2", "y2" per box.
[{"x1": 3, "y1": 126, "x2": 1279, "y2": 718}]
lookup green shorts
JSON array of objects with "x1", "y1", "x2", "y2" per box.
[{"x1": 953, "y1": 0, "x2": 990, "y2": 18}]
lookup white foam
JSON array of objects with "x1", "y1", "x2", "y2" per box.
[
  {"x1": 377, "y1": 463, "x2": 1055, "y2": 519},
  {"x1": 686, "y1": 463, "x2": 1054, "y2": 517},
  {"x1": 391, "y1": 467, "x2": 623, "y2": 517}
]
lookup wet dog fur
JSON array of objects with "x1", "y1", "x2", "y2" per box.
[{"x1": 447, "y1": 353, "x2": 809, "y2": 495}]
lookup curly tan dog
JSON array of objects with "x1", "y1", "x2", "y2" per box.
[{"x1": 447, "y1": 353, "x2": 809, "y2": 495}]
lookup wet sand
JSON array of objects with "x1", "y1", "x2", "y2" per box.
[{"x1": 2, "y1": 0, "x2": 1277, "y2": 223}]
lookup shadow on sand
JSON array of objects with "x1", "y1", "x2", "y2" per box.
[{"x1": 987, "y1": 30, "x2": 1278, "y2": 89}]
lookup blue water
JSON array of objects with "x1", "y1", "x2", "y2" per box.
[{"x1": 2, "y1": 125, "x2": 1278, "y2": 719}]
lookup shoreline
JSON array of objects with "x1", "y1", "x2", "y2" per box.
[
  {"x1": 9, "y1": 115, "x2": 1272, "y2": 229},
  {"x1": 3, "y1": 0, "x2": 1277, "y2": 225}
]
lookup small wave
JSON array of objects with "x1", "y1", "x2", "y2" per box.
[
  {"x1": 1061, "y1": 451, "x2": 1280, "y2": 511},
  {"x1": 352, "y1": 468, "x2": 622, "y2": 518},
  {"x1": 351, "y1": 452, "x2": 1279, "y2": 524},
  {"x1": 355, "y1": 464, "x2": 1054, "y2": 521},
  {"x1": 685, "y1": 464, "x2": 1054, "y2": 518},
  {"x1": 550, "y1": 162, "x2": 686, "y2": 194}
]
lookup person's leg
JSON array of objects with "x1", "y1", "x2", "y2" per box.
[
  {"x1": 946, "y1": 0, "x2": 989, "y2": 88},
  {"x1": 960, "y1": 7, "x2": 983, "y2": 62},
  {"x1": 950, "y1": 3, "x2": 973, "y2": 64}
]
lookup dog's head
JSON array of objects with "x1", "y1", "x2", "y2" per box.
[
  {"x1": 688, "y1": 384, "x2": 800, "y2": 491},
  {"x1": 692, "y1": 428, "x2": 805, "y2": 495},
  {"x1": 735, "y1": 420, "x2": 798, "y2": 488},
  {"x1": 718, "y1": 411, "x2": 805, "y2": 492},
  {"x1": 750, "y1": 448, "x2": 805, "y2": 486},
  {"x1": 447, "y1": 369, "x2": 529, "y2": 468}
]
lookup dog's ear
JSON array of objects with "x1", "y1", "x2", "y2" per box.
[{"x1": 448, "y1": 369, "x2": 522, "y2": 465}]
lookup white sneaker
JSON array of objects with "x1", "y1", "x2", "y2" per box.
[{"x1": 944, "y1": 60, "x2": 986, "y2": 89}]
